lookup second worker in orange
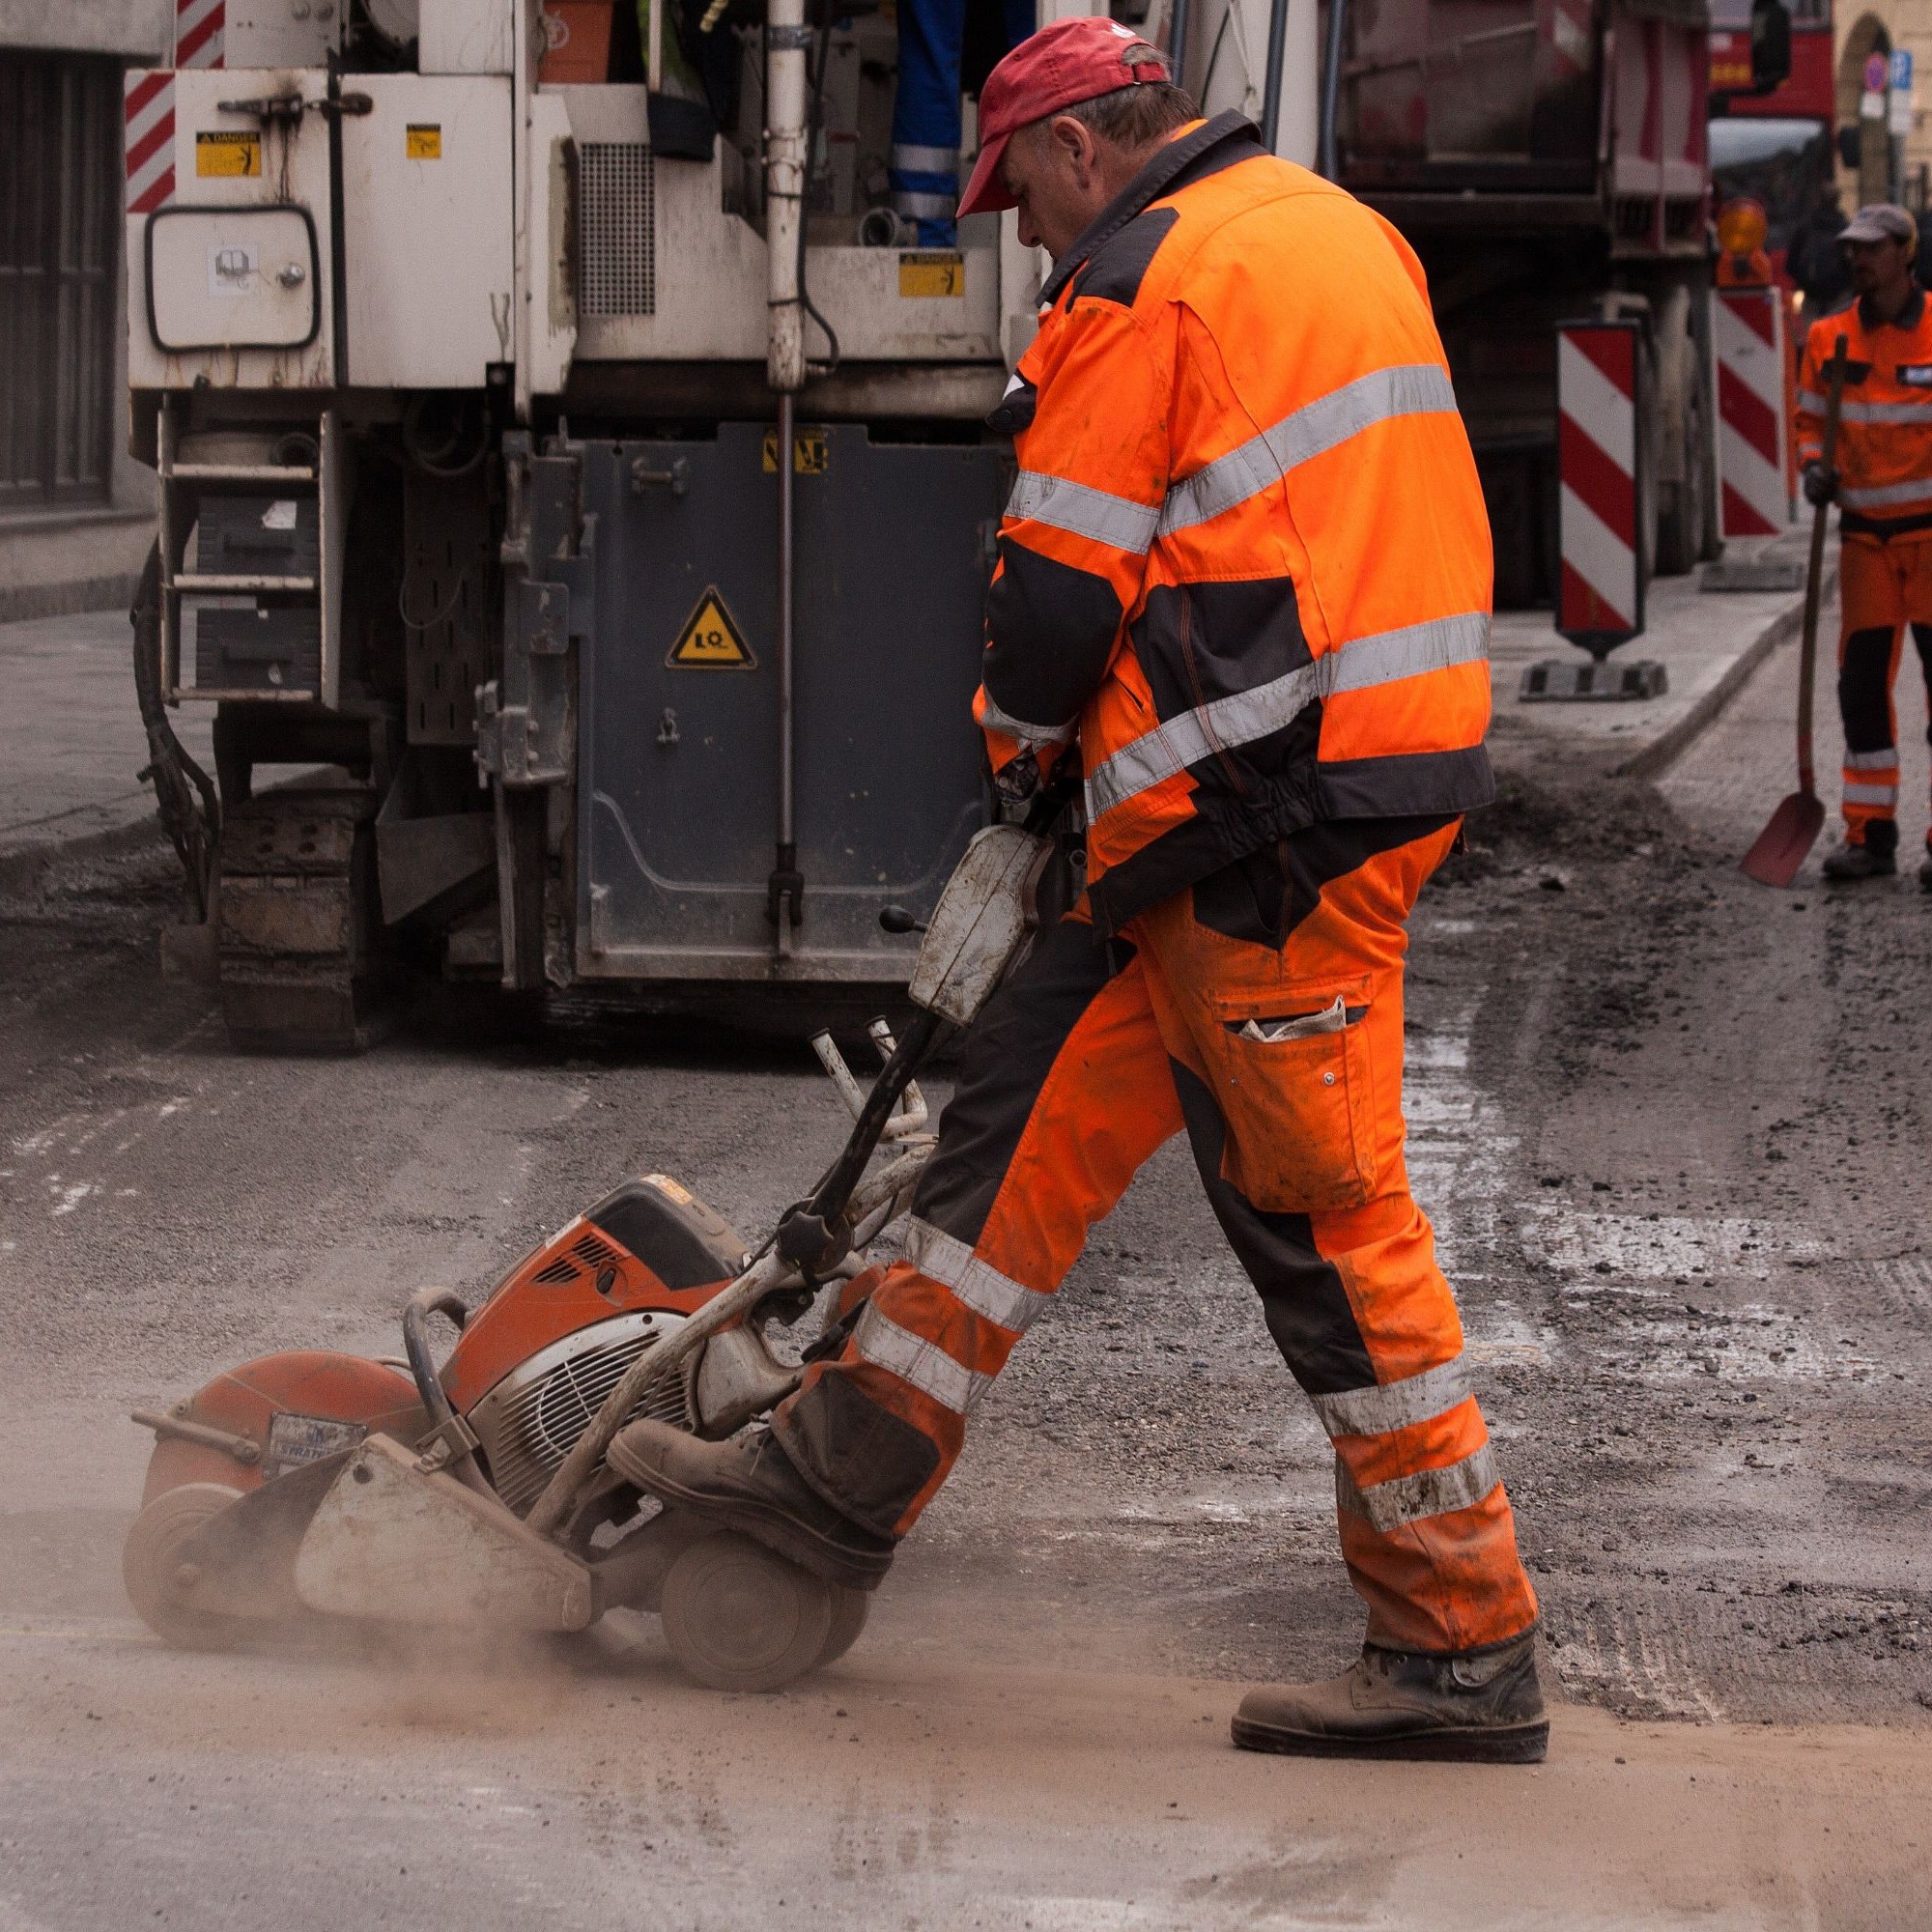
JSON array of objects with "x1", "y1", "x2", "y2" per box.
[{"x1": 1799, "y1": 201, "x2": 1932, "y2": 886}]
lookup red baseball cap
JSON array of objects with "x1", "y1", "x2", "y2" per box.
[{"x1": 956, "y1": 16, "x2": 1170, "y2": 219}]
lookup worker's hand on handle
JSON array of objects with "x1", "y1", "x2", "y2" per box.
[
  {"x1": 993, "y1": 746, "x2": 1044, "y2": 805},
  {"x1": 1802, "y1": 462, "x2": 1839, "y2": 508}
]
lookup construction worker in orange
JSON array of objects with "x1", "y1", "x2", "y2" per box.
[
  {"x1": 1798, "y1": 203, "x2": 1932, "y2": 886},
  {"x1": 611, "y1": 18, "x2": 1546, "y2": 1761}
]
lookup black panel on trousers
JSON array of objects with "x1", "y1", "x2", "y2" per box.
[
  {"x1": 1839, "y1": 626, "x2": 1902, "y2": 753},
  {"x1": 911, "y1": 913, "x2": 1129, "y2": 1247},
  {"x1": 1169, "y1": 1060, "x2": 1376, "y2": 1397}
]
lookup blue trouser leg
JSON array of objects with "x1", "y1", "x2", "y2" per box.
[
  {"x1": 891, "y1": 0, "x2": 969, "y2": 244},
  {"x1": 891, "y1": 0, "x2": 1038, "y2": 244}
]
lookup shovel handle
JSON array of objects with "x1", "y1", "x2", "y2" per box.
[{"x1": 1798, "y1": 334, "x2": 1849, "y2": 794}]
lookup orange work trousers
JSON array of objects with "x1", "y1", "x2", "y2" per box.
[
  {"x1": 772, "y1": 819, "x2": 1540, "y2": 1656},
  {"x1": 1837, "y1": 534, "x2": 1932, "y2": 849}
]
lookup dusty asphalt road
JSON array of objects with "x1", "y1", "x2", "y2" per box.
[{"x1": 4, "y1": 611, "x2": 1932, "y2": 1928}]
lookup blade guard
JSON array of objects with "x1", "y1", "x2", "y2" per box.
[
  {"x1": 906, "y1": 824, "x2": 1051, "y2": 1026},
  {"x1": 295, "y1": 1435, "x2": 594, "y2": 1632}
]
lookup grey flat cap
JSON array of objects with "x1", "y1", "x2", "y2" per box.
[{"x1": 1842, "y1": 203, "x2": 1918, "y2": 244}]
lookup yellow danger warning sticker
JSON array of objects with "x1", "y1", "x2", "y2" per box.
[
  {"x1": 195, "y1": 129, "x2": 261, "y2": 178},
  {"x1": 668, "y1": 587, "x2": 755, "y2": 669},
  {"x1": 761, "y1": 427, "x2": 829, "y2": 475},
  {"x1": 899, "y1": 250, "x2": 964, "y2": 298},
  {"x1": 406, "y1": 124, "x2": 442, "y2": 159}
]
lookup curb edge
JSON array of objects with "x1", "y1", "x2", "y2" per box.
[{"x1": 1614, "y1": 566, "x2": 1835, "y2": 782}]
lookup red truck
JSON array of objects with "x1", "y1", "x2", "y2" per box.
[
  {"x1": 1330, "y1": 0, "x2": 1774, "y2": 602},
  {"x1": 1707, "y1": 0, "x2": 1837, "y2": 292}
]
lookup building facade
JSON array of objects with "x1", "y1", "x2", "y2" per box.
[
  {"x1": 1835, "y1": 5, "x2": 1932, "y2": 210},
  {"x1": 0, "y1": 1, "x2": 168, "y2": 619}
]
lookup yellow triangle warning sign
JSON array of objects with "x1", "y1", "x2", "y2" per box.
[{"x1": 667, "y1": 587, "x2": 756, "y2": 669}]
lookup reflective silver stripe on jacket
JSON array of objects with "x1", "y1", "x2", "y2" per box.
[
  {"x1": 1159, "y1": 364, "x2": 1459, "y2": 537},
  {"x1": 1796, "y1": 390, "x2": 1932, "y2": 424},
  {"x1": 1838, "y1": 475, "x2": 1932, "y2": 508},
  {"x1": 904, "y1": 1218, "x2": 1054, "y2": 1332},
  {"x1": 1336, "y1": 1442, "x2": 1500, "y2": 1533},
  {"x1": 1085, "y1": 610, "x2": 1490, "y2": 819},
  {"x1": 1007, "y1": 469, "x2": 1162, "y2": 554},
  {"x1": 892, "y1": 190, "x2": 955, "y2": 219},
  {"x1": 1310, "y1": 1356, "x2": 1472, "y2": 1438},
  {"x1": 1845, "y1": 748, "x2": 1898, "y2": 770},
  {"x1": 1843, "y1": 780, "x2": 1898, "y2": 805},
  {"x1": 977, "y1": 688, "x2": 1076, "y2": 749},
  {"x1": 890, "y1": 143, "x2": 959, "y2": 175},
  {"x1": 852, "y1": 1303, "x2": 990, "y2": 1415}
]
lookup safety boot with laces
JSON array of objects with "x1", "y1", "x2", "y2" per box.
[
  {"x1": 609, "y1": 1417, "x2": 895, "y2": 1592},
  {"x1": 1824, "y1": 821, "x2": 1897, "y2": 881},
  {"x1": 1232, "y1": 1629, "x2": 1548, "y2": 1762}
]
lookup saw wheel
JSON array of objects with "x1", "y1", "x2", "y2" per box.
[
  {"x1": 817, "y1": 1583, "x2": 869, "y2": 1669},
  {"x1": 123, "y1": 1482, "x2": 253, "y2": 1652},
  {"x1": 660, "y1": 1531, "x2": 833, "y2": 1692}
]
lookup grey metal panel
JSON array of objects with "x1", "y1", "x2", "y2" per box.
[
  {"x1": 193, "y1": 494, "x2": 322, "y2": 693},
  {"x1": 403, "y1": 469, "x2": 492, "y2": 747},
  {"x1": 577, "y1": 423, "x2": 1002, "y2": 980}
]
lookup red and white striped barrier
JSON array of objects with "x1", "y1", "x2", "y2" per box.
[
  {"x1": 1556, "y1": 320, "x2": 1646, "y2": 650},
  {"x1": 125, "y1": 5, "x2": 226, "y2": 220},
  {"x1": 124, "y1": 71, "x2": 176, "y2": 214},
  {"x1": 1712, "y1": 287, "x2": 1791, "y2": 539},
  {"x1": 174, "y1": 0, "x2": 226, "y2": 68}
]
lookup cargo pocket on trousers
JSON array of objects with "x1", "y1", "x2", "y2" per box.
[{"x1": 1205, "y1": 985, "x2": 1378, "y2": 1211}]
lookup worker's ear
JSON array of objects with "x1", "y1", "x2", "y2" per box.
[{"x1": 1047, "y1": 112, "x2": 1099, "y2": 181}]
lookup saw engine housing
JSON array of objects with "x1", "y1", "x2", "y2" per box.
[
  {"x1": 134, "y1": 1171, "x2": 755, "y2": 1525},
  {"x1": 442, "y1": 1173, "x2": 752, "y2": 1514}
]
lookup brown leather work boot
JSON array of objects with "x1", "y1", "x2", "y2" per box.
[
  {"x1": 1823, "y1": 844, "x2": 1895, "y2": 882},
  {"x1": 609, "y1": 1418, "x2": 895, "y2": 1592},
  {"x1": 1232, "y1": 1630, "x2": 1548, "y2": 1763}
]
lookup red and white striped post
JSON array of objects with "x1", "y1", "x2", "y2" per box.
[
  {"x1": 1712, "y1": 287, "x2": 1792, "y2": 538},
  {"x1": 1556, "y1": 320, "x2": 1646, "y2": 653},
  {"x1": 173, "y1": 0, "x2": 226, "y2": 68},
  {"x1": 124, "y1": 70, "x2": 177, "y2": 215}
]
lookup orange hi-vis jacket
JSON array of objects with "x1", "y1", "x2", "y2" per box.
[
  {"x1": 1798, "y1": 286, "x2": 1932, "y2": 534},
  {"x1": 973, "y1": 112, "x2": 1495, "y2": 935}
]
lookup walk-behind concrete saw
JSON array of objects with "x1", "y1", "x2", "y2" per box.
[{"x1": 125, "y1": 807, "x2": 1063, "y2": 1690}]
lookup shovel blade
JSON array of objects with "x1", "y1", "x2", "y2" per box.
[{"x1": 1741, "y1": 790, "x2": 1826, "y2": 887}]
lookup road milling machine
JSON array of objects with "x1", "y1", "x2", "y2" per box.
[
  {"x1": 128, "y1": 0, "x2": 1077, "y2": 1047},
  {"x1": 124, "y1": 0, "x2": 1724, "y2": 1050}
]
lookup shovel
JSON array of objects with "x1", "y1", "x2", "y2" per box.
[{"x1": 1741, "y1": 332, "x2": 1849, "y2": 887}]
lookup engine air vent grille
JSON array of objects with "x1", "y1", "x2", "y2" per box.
[
  {"x1": 469, "y1": 1314, "x2": 693, "y2": 1517},
  {"x1": 578, "y1": 142, "x2": 656, "y2": 318},
  {"x1": 531, "y1": 1256, "x2": 582, "y2": 1286},
  {"x1": 571, "y1": 1233, "x2": 622, "y2": 1269}
]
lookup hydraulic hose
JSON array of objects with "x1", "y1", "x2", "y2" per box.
[
  {"x1": 1168, "y1": 0, "x2": 1192, "y2": 89},
  {"x1": 1318, "y1": 0, "x2": 1350, "y2": 180},
  {"x1": 1262, "y1": 0, "x2": 1292, "y2": 152},
  {"x1": 130, "y1": 543, "x2": 220, "y2": 921},
  {"x1": 797, "y1": 1, "x2": 840, "y2": 373}
]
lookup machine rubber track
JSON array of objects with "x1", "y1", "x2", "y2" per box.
[{"x1": 216, "y1": 786, "x2": 384, "y2": 1053}]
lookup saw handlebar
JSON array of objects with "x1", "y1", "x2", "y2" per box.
[
  {"x1": 774, "y1": 775, "x2": 1078, "y2": 1277},
  {"x1": 523, "y1": 776, "x2": 1078, "y2": 1541}
]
